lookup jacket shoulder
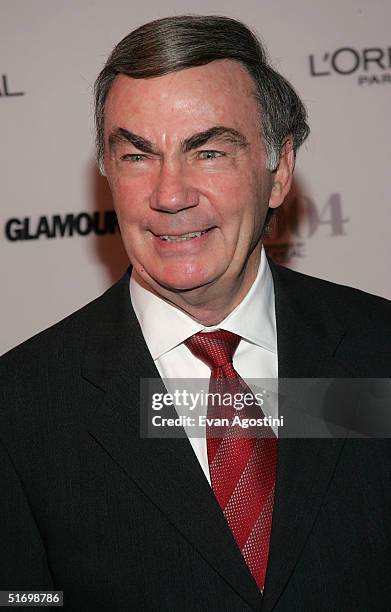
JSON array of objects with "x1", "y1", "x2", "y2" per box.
[
  {"x1": 0, "y1": 270, "x2": 131, "y2": 371},
  {"x1": 271, "y1": 260, "x2": 390, "y2": 324}
]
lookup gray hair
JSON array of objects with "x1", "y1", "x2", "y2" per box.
[{"x1": 94, "y1": 15, "x2": 309, "y2": 172}]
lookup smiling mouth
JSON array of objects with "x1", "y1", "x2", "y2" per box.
[{"x1": 156, "y1": 228, "x2": 214, "y2": 242}]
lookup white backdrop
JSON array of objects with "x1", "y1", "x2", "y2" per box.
[{"x1": 1, "y1": 0, "x2": 390, "y2": 355}]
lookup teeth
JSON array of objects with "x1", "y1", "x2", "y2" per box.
[{"x1": 159, "y1": 230, "x2": 207, "y2": 242}]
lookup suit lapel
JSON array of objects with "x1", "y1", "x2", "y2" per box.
[
  {"x1": 83, "y1": 270, "x2": 262, "y2": 610},
  {"x1": 261, "y1": 260, "x2": 350, "y2": 611}
]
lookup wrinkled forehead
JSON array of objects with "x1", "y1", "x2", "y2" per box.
[{"x1": 103, "y1": 60, "x2": 261, "y2": 142}]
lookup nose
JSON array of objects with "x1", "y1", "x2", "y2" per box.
[{"x1": 150, "y1": 159, "x2": 199, "y2": 212}]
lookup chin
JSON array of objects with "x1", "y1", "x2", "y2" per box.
[{"x1": 149, "y1": 268, "x2": 218, "y2": 294}]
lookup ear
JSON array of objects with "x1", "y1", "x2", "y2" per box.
[{"x1": 268, "y1": 136, "x2": 295, "y2": 209}]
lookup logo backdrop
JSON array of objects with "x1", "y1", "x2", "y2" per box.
[{"x1": 1, "y1": 0, "x2": 390, "y2": 355}]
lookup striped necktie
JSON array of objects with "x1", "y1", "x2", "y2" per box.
[{"x1": 184, "y1": 329, "x2": 277, "y2": 591}]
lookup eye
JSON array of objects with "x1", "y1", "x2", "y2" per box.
[
  {"x1": 121, "y1": 153, "x2": 148, "y2": 162},
  {"x1": 197, "y1": 150, "x2": 226, "y2": 160}
]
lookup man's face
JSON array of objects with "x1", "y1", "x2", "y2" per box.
[{"x1": 103, "y1": 60, "x2": 275, "y2": 302}]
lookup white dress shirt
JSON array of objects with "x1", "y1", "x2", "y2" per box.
[{"x1": 130, "y1": 246, "x2": 278, "y2": 483}]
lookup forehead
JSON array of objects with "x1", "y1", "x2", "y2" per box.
[{"x1": 103, "y1": 60, "x2": 260, "y2": 137}]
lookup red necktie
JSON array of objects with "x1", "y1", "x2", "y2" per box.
[{"x1": 184, "y1": 330, "x2": 277, "y2": 591}]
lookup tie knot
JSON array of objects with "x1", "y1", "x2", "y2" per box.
[{"x1": 184, "y1": 330, "x2": 241, "y2": 370}]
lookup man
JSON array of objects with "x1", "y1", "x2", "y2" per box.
[{"x1": 1, "y1": 15, "x2": 390, "y2": 612}]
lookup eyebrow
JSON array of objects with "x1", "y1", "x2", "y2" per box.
[
  {"x1": 108, "y1": 128, "x2": 156, "y2": 154},
  {"x1": 182, "y1": 126, "x2": 249, "y2": 152},
  {"x1": 108, "y1": 126, "x2": 249, "y2": 155}
]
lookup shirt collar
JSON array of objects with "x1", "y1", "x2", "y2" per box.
[{"x1": 130, "y1": 246, "x2": 277, "y2": 360}]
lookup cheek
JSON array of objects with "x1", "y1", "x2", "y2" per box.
[
  {"x1": 217, "y1": 174, "x2": 268, "y2": 249},
  {"x1": 110, "y1": 177, "x2": 148, "y2": 222},
  {"x1": 202, "y1": 171, "x2": 250, "y2": 211},
  {"x1": 206, "y1": 173, "x2": 261, "y2": 233}
]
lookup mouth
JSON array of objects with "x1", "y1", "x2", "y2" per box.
[{"x1": 154, "y1": 228, "x2": 214, "y2": 242}]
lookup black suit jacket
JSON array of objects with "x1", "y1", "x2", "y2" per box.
[{"x1": 1, "y1": 260, "x2": 391, "y2": 611}]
